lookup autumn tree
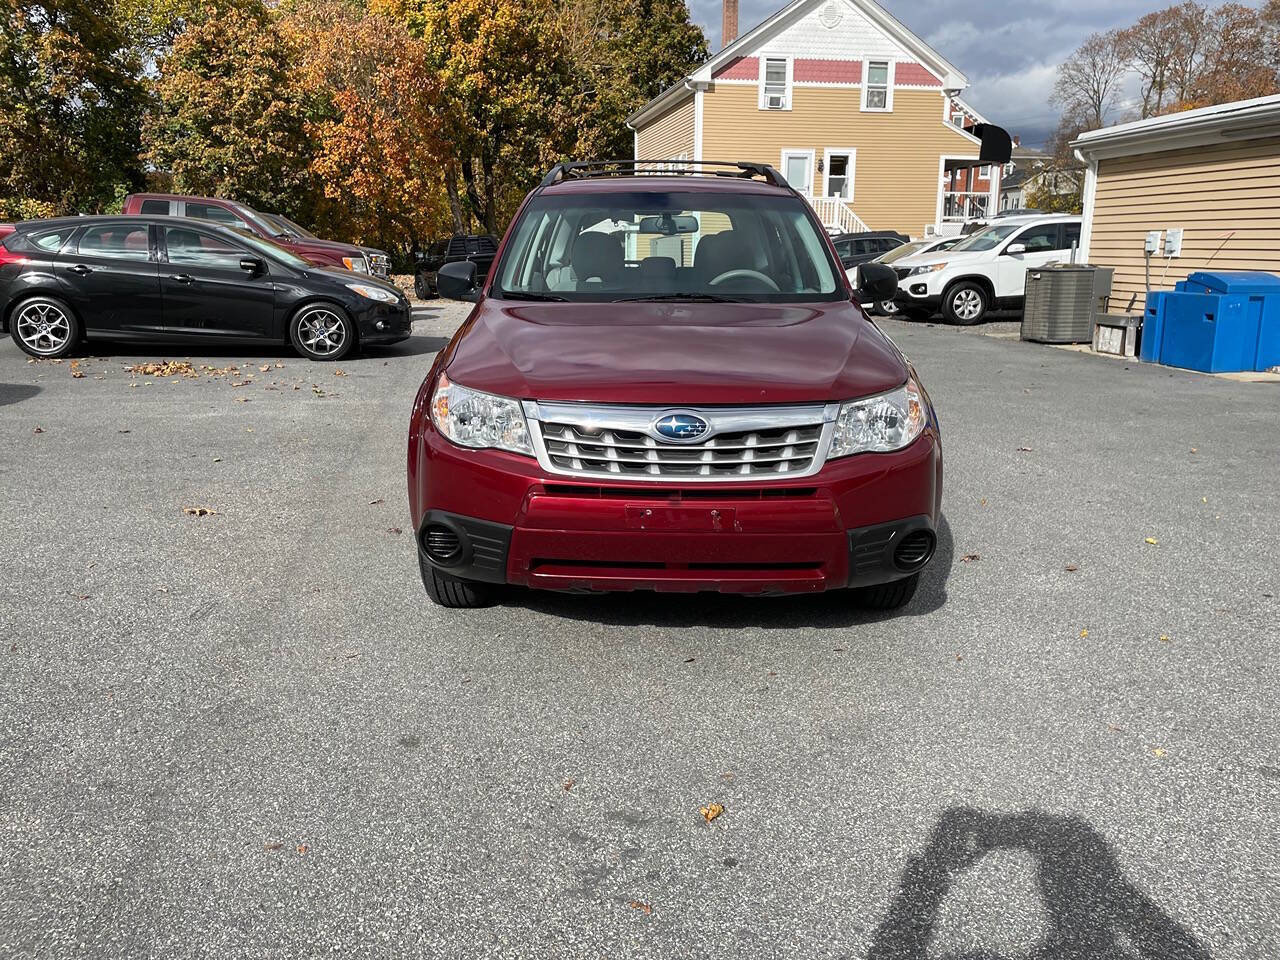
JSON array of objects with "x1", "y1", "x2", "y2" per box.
[
  {"x1": 1051, "y1": 29, "x2": 1127, "y2": 131},
  {"x1": 143, "y1": 0, "x2": 315, "y2": 215},
  {"x1": 0, "y1": 0, "x2": 146, "y2": 217},
  {"x1": 281, "y1": 0, "x2": 452, "y2": 251}
]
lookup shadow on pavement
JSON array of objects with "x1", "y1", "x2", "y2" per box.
[
  {"x1": 512, "y1": 514, "x2": 954, "y2": 630},
  {"x1": 0, "y1": 383, "x2": 41, "y2": 407},
  {"x1": 868, "y1": 806, "x2": 1211, "y2": 960},
  {"x1": 51, "y1": 333, "x2": 449, "y2": 363}
]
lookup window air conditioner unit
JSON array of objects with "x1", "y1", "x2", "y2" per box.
[{"x1": 766, "y1": 93, "x2": 786, "y2": 109}]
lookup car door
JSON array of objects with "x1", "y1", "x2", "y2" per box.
[
  {"x1": 160, "y1": 225, "x2": 276, "y2": 339},
  {"x1": 996, "y1": 222, "x2": 1070, "y2": 297},
  {"x1": 55, "y1": 222, "x2": 163, "y2": 335}
]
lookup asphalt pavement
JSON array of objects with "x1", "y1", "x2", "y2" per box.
[{"x1": 1, "y1": 303, "x2": 1277, "y2": 958}]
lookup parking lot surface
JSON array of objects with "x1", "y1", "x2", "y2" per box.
[{"x1": 2, "y1": 305, "x2": 1276, "y2": 957}]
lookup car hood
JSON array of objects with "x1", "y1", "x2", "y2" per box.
[
  {"x1": 290, "y1": 237, "x2": 365, "y2": 257},
  {"x1": 444, "y1": 300, "x2": 908, "y2": 406},
  {"x1": 892, "y1": 248, "x2": 989, "y2": 269},
  {"x1": 304, "y1": 265, "x2": 404, "y2": 296}
]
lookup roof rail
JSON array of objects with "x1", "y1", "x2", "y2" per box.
[{"x1": 539, "y1": 160, "x2": 788, "y2": 188}]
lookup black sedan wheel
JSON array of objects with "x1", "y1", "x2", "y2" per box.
[
  {"x1": 289, "y1": 302, "x2": 356, "y2": 361},
  {"x1": 10, "y1": 296, "x2": 80, "y2": 358}
]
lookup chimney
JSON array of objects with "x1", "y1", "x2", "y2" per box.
[{"x1": 722, "y1": 0, "x2": 738, "y2": 49}]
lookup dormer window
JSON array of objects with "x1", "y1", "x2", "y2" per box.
[
  {"x1": 862, "y1": 59, "x2": 893, "y2": 112},
  {"x1": 760, "y1": 57, "x2": 790, "y2": 110}
]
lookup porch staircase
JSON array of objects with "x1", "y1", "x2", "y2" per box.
[{"x1": 810, "y1": 196, "x2": 870, "y2": 235}]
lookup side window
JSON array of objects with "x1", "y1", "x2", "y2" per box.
[
  {"x1": 1064, "y1": 223, "x2": 1081, "y2": 249},
  {"x1": 833, "y1": 239, "x2": 852, "y2": 258},
  {"x1": 31, "y1": 229, "x2": 75, "y2": 252},
  {"x1": 139, "y1": 199, "x2": 171, "y2": 215},
  {"x1": 862, "y1": 60, "x2": 892, "y2": 111},
  {"x1": 183, "y1": 202, "x2": 248, "y2": 232},
  {"x1": 165, "y1": 227, "x2": 246, "y2": 268},
  {"x1": 760, "y1": 57, "x2": 789, "y2": 110},
  {"x1": 1014, "y1": 223, "x2": 1061, "y2": 252},
  {"x1": 77, "y1": 224, "x2": 151, "y2": 260}
]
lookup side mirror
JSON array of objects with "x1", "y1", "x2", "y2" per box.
[
  {"x1": 855, "y1": 262, "x2": 897, "y2": 303},
  {"x1": 1005, "y1": 243, "x2": 1027, "y2": 256},
  {"x1": 437, "y1": 259, "x2": 479, "y2": 302},
  {"x1": 239, "y1": 256, "x2": 265, "y2": 275}
]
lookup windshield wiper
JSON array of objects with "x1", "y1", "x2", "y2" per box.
[
  {"x1": 612, "y1": 293, "x2": 740, "y2": 303},
  {"x1": 501, "y1": 290, "x2": 569, "y2": 302}
]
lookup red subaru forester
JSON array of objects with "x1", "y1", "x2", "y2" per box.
[{"x1": 407, "y1": 162, "x2": 941, "y2": 609}]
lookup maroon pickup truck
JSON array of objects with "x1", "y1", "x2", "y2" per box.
[{"x1": 121, "y1": 193, "x2": 391, "y2": 278}]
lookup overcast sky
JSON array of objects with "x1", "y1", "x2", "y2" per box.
[{"x1": 684, "y1": 0, "x2": 1254, "y2": 146}]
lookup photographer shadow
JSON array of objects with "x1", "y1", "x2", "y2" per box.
[{"x1": 868, "y1": 806, "x2": 1211, "y2": 960}]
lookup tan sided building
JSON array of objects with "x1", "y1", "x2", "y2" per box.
[
  {"x1": 1073, "y1": 95, "x2": 1280, "y2": 314},
  {"x1": 626, "y1": 0, "x2": 999, "y2": 238}
]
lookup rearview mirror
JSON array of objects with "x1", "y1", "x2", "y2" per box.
[
  {"x1": 1005, "y1": 243, "x2": 1027, "y2": 256},
  {"x1": 437, "y1": 259, "x2": 479, "y2": 302},
  {"x1": 855, "y1": 262, "x2": 897, "y2": 303},
  {"x1": 239, "y1": 256, "x2": 265, "y2": 275},
  {"x1": 637, "y1": 214, "x2": 699, "y2": 235}
]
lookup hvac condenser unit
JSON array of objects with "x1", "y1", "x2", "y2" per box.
[{"x1": 1020, "y1": 265, "x2": 1099, "y2": 344}]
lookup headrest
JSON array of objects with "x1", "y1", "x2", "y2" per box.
[{"x1": 571, "y1": 232, "x2": 623, "y2": 283}]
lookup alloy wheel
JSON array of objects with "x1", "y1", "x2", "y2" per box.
[
  {"x1": 952, "y1": 288, "x2": 983, "y2": 321},
  {"x1": 878, "y1": 299, "x2": 900, "y2": 315},
  {"x1": 15, "y1": 301, "x2": 73, "y2": 355},
  {"x1": 296, "y1": 307, "x2": 347, "y2": 357}
]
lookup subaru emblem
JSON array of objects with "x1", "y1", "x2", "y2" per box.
[{"x1": 652, "y1": 412, "x2": 710, "y2": 443}]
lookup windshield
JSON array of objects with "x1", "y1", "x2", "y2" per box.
[
  {"x1": 492, "y1": 191, "x2": 843, "y2": 303},
  {"x1": 263, "y1": 213, "x2": 316, "y2": 239},
  {"x1": 229, "y1": 229, "x2": 314, "y2": 270},
  {"x1": 880, "y1": 240, "x2": 937, "y2": 264},
  {"x1": 951, "y1": 223, "x2": 1022, "y2": 252}
]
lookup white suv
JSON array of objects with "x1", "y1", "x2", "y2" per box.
[{"x1": 890, "y1": 215, "x2": 1083, "y2": 324}]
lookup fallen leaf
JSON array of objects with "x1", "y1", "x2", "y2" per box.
[
  {"x1": 1152, "y1": 748, "x2": 1167, "y2": 758},
  {"x1": 1064, "y1": 564, "x2": 1079, "y2": 572},
  {"x1": 264, "y1": 842, "x2": 283, "y2": 851},
  {"x1": 1016, "y1": 446, "x2": 1033, "y2": 452},
  {"x1": 684, "y1": 657, "x2": 695, "y2": 663},
  {"x1": 627, "y1": 901, "x2": 653, "y2": 915},
  {"x1": 70, "y1": 360, "x2": 85, "y2": 379},
  {"x1": 125, "y1": 361, "x2": 197, "y2": 378},
  {"x1": 157, "y1": 586, "x2": 169, "y2": 593},
  {"x1": 563, "y1": 779, "x2": 575, "y2": 792},
  {"x1": 961, "y1": 553, "x2": 980, "y2": 563},
  {"x1": 182, "y1": 506, "x2": 217, "y2": 517},
  {"x1": 296, "y1": 844, "x2": 309, "y2": 855},
  {"x1": 334, "y1": 368, "x2": 348, "y2": 377},
  {"x1": 1190, "y1": 447, "x2": 1198, "y2": 454},
  {"x1": 259, "y1": 364, "x2": 271, "y2": 373},
  {"x1": 1144, "y1": 537, "x2": 1159, "y2": 545},
  {"x1": 979, "y1": 498, "x2": 988, "y2": 506},
  {"x1": 74, "y1": 594, "x2": 90, "y2": 601},
  {"x1": 368, "y1": 498, "x2": 385, "y2": 506},
  {"x1": 1079, "y1": 628, "x2": 1089, "y2": 638},
  {"x1": 1201, "y1": 497, "x2": 1207, "y2": 504},
  {"x1": 387, "y1": 527, "x2": 402, "y2": 535},
  {"x1": 275, "y1": 362, "x2": 284, "y2": 368},
  {"x1": 698, "y1": 802, "x2": 724, "y2": 825},
  {"x1": 212, "y1": 457, "x2": 222, "y2": 463},
  {"x1": 955, "y1": 654, "x2": 964, "y2": 662},
  {"x1": 1107, "y1": 724, "x2": 1125, "y2": 733},
  {"x1": 32, "y1": 426, "x2": 44, "y2": 434},
  {"x1": 117, "y1": 429, "x2": 130, "y2": 434},
  {"x1": 833, "y1": 646, "x2": 846, "y2": 652},
  {"x1": 233, "y1": 397, "x2": 250, "y2": 403},
  {"x1": 1159, "y1": 634, "x2": 1171, "y2": 643}
]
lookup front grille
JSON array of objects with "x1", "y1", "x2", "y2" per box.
[
  {"x1": 539, "y1": 422, "x2": 825, "y2": 479},
  {"x1": 368, "y1": 254, "x2": 391, "y2": 277}
]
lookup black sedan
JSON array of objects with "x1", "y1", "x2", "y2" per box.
[
  {"x1": 0, "y1": 216, "x2": 411, "y2": 361},
  {"x1": 831, "y1": 230, "x2": 909, "y2": 270}
]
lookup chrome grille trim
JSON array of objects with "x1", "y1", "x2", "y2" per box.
[{"x1": 523, "y1": 400, "x2": 839, "y2": 483}]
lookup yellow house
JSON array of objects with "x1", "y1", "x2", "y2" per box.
[
  {"x1": 1072, "y1": 95, "x2": 1280, "y2": 314},
  {"x1": 627, "y1": 0, "x2": 999, "y2": 238}
]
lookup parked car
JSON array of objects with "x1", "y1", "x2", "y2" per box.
[
  {"x1": 892, "y1": 214, "x2": 1083, "y2": 324},
  {"x1": 413, "y1": 235, "x2": 499, "y2": 299},
  {"x1": 1, "y1": 215, "x2": 410, "y2": 360},
  {"x1": 831, "y1": 230, "x2": 908, "y2": 270},
  {"x1": 867, "y1": 236, "x2": 963, "y2": 315},
  {"x1": 407, "y1": 161, "x2": 939, "y2": 611},
  {"x1": 259, "y1": 212, "x2": 393, "y2": 280},
  {"x1": 122, "y1": 193, "x2": 392, "y2": 278}
]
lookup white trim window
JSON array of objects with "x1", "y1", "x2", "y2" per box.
[
  {"x1": 822, "y1": 148, "x2": 856, "y2": 201},
  {"x1": 759, "y1": 56, "x2": 791, "y2": 111},
  {"x1": 977, "y1": 164, "x2": 992, "y2": 179},
  {"x1": 861, "y1": 59, "x2": 893, "y2": 112},
  {"x1": 780, "y1": 149, "x2": 815, "y2": 194}
]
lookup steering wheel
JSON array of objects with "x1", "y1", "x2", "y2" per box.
[{"x1": 709, "y1": 269, "x2": 780, "y2": 293}]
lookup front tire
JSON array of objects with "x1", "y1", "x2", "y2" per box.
[
  {"x1": 419, "y1": 554, "x2": 497, "y2": 608},
  {"x1": 851, "y1": 573, "x2": 919, "y2": 610},
  {"x1": 289, "y1": 302, "x2": 356, "y2": 361},
  {"x1": 9, "y1": 295, "x2": 81, "y2": 358},
  {"x1": 943, "y1": 282, "x2": 989, "y2": 325}
]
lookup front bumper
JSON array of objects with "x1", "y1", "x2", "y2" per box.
[
  {"x1": 410, "y1": 427, "x2": 943, "y2": 595},
  {"x1": 354, "y1": 299, "x2": 412, "y2": 344}
]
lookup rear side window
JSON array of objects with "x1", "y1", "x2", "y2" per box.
[
  {"x1": 78, "y1": 225, "x2": 151, "y2": 260},
  {"x1": 184, "y1": 202, "x2": 248, "y2": 231},
  {"x1": 1017, "y1": 223, "x2": 1063, "y2": 252},
  {"x1": 139, "y1": 199, "x2": 170, "y2": 215},
  {"x1": 29, "y1": 229, "x2": 74, "y2": 252}
]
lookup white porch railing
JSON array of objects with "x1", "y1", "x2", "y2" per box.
[
  {"x1": 809, "y1": 196, "x2": 870, "y2": 234},
  {"x1": 942, "y1": 191, "x2": 991, "y2": 222}
]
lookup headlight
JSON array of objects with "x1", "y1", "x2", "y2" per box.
[
  {"x1": 346, "y1": 282, "x2": 398, "y2": 302},
  {"x1": 908, "y1": 262, "x2": 948, "y2": 276},
  {"x1": 430, "y1": 373, "x2": 533, "y2": 456},
  {"x1": 341, "y1": 255, "x2": 368, "y2": 273},
  {"x1": 829, "y1": 375, "x2": 926, "y2": 458}
]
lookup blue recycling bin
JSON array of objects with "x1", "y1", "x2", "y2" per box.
[{"x1": 1143, "y1": 271, "x2": 1280, "y2": 372}]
